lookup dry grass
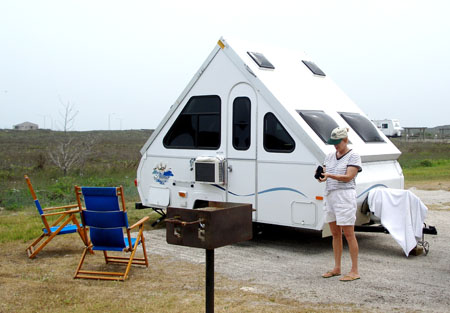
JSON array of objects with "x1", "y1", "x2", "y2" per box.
[
  {"x1": 405, "y1": 180, "x2": 450, "y2": 191},
  {"x1": 0, "y1": 233, "x2": 354, "y2": 313}
]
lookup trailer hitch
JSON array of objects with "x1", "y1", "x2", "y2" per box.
[{"x1": 355, "y1": 223, "x2": 437, "y2": 256}]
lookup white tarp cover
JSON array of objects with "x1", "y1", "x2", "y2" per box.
[{"x1": 368, "y1": 188, "x2": 428, "y2": 256}]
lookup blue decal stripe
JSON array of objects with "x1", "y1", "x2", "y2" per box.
[
  {"x1": 259, "y1": 187, "x2": 307, "y2": 197},
  {"x1": 215, "y1": 184, "x2": 387, "y2": 199},
  {"x1": 357, "y1": 184, "x2": 388, "y2": 198},
  {"x1": 214, "y1": 185, "x2": 306, "y2": 198}
]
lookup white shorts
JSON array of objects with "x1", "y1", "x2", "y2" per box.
[{"x1": 324, "y1": 189, "x2": 357, "y2": 226}]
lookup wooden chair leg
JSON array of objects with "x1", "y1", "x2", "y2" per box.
[
  {"x1": 76, "y1": 228, "x2": 93, "y2": 254},
  {"x1": 26, "y1": 234, "x2": 46, "y2": 258},
  {"x1": 72, "y1": 215, "x2": 87, "y2": 245},
  {"x1": 74, "y1": 246, "x2": 90, "y2": 279},
  {"x1": 139, "y1": 230, "x2": 149, "y2": 267},
  {"x1": 28, "y1": 231, "x2": 61, "y2": 259},
  {"x1": 123, "y1": 245, "x2": 139, "y2": 280}
]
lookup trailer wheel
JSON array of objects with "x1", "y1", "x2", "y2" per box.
[
  {"x1": 360, "y1": 196, "x2": 370, "y2": 215},
  {"x1": 252, "y1": 222, "x2": 264, "y2": 238}
]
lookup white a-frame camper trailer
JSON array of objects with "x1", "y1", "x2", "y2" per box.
[{"x1": 136, "y1": 37, "x2": 403, "y2": 235}]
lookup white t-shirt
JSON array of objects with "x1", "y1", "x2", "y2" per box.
[{"x1": 323, "y1": 149, "x2": 362, "y2": 194}]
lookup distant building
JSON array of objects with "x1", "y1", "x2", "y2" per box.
[{"x1": 13, "y1": 121, "x2": 39, "y2": 130}]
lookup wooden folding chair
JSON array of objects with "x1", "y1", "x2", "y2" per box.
[
  {"x1": 74, "y1": 186, "x2": 149, "y2": 281},
  {"x1": 24, "y1": 175, "x2": 87, "y2": 259}
]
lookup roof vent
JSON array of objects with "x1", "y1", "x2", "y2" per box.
[
  {"x1": 247, "y1": 51, "x2": 275, "y2": 69},
  {"x1": 302, "y1": 60, "x2": 326, "y2": 76}
]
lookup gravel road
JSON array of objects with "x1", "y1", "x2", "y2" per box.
[{"x1": 143, "y1": 189, "x2": 450, "y2": 312}]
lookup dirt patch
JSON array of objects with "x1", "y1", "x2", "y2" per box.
[
  {"x1": 408, "y1": 187, "x2": 450, "y2": 211},
  {"x1": 406, "y1": 181, "x2": 450, "y2": 191}
]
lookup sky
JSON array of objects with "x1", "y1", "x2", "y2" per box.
[{"x1": 1, "y1": 0, "x2": 449, "y2": 130}]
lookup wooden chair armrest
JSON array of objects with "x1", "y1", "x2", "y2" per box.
[
  {"x1": 42, "y1": 204, "x2": 79, "y2": 211},
  {"x1": 42, "y1": 208, "x2": 81, "y2": 217},
  {"x1": 129, "y1": 216, "x2": 150, "y2": 230}
]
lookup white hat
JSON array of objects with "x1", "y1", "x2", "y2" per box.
[{"x1": 327, "y1": 127, "x2": 348, "y2": 145}]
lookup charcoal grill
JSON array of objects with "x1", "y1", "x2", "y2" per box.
[{"x1": 166, "y1": 201, "x2": 253, "y2": 313}]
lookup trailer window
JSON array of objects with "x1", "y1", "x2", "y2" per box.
[
  {"x1": 339, "y1": 112, "x2": 385, "y2": 143},
  {"x1": 163, "y1": 95, "x2": 221, "y2": 149},
  {"x1": 247, "y1": 52, "x2": 275, "y2": 70},
  {"x1": 263, "y1": 113, "x2": 295, "y2": 153},
  {"x1": 302, "y1": 60, "x2": 326, "y2": 76},
  {"x1": 298, "y1": 110, "x2": 339, "y2": 144},
  {"x1": 233, "y1": 97, "x2": 251, "y2": 150}
]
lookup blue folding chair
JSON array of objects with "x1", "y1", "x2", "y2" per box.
[
  {"x1": 74, "y1": 186, "x2": 149, "y2": 281},
  {"x1": 24, "y1": 175, "x2": 87, "y2": 259}
]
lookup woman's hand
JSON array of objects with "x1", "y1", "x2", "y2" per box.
[
  {"x1": 321, "y1": 167, "x2": 359, "y2": 183},
  {"x1": 318, "y1": 172, "x2": 329, "y2": 182}
]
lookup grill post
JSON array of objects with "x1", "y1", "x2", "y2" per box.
[
  {"x1": 166, "y1": 203, "x2": 253, "y2": 313},
  {"x1": 206, "y1": 249, "x2": 214, "y2": 313}
]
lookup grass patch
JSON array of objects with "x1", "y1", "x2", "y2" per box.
[
  {"x1": 391, "y1": 138, "x2": 450, "y2": 182},
  {"x1": 0, "y1": 129, "x2": 151, "y2": 211},
  {"x1": 0, "y1": 210, "x2": 42, "y2": 243},
  {"x1": 402, "y1": 159, "x2": 450, "y2": 181}
]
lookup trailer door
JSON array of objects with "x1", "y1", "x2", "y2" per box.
[{"x1": 226, "y1": 83, "x2": 257, "y2": 214}]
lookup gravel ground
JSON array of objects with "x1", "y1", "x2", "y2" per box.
[{"x1": 144, "y1": 189, "x2": 450, "y2": 312}]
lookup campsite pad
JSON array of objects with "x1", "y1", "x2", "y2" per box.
[{"x1": 144, "y1": 191, "x2": 450, "y2": 312}]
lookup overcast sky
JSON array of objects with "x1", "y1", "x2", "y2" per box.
[{"x1": 1, "y1": 0, "x2": 449, "y2": 130}]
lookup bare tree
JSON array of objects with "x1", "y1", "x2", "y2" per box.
[
  {"x1": 48, "y1": 100, "x2": 94, "y2": 175},
  {"x1": 56, "y1": 98, "x2": 78, "y2": 133}
]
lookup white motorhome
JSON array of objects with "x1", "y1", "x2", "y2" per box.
[
  {"x1": 136, "y1": 37, "x2": 404, "y2": 235},
  {"x1": 373, "y1": 119, "x2": 403, "y2": 137}
]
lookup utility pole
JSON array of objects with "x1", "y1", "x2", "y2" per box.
[
  {"x1": 108, "y1": 113, "x2": 115, "y2": 130},
  {"x1": 116, "y1": 117, "x2": 123, "y2": 130}
]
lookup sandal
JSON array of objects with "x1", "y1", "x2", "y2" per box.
[
  {"x1": 339, "y1": 275, "x2": 360, "y2": 282},
  {"x1": 322, "y1": 271, "x2": 341, "y2": 278}
]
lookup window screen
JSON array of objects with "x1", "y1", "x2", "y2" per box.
[
  {"x1": 298, "y1": 110, "x2": 339, "y2": 144},
  {"x1": 263, "y1": 113, "x2": 295, "y2": 153},
  {"x1": 247, "y1": 51, "x2": 275, "y2": 69},
  {"x1": 302, "y1": 60, "x2": 326, "y2": 76},
  {"x1": 232, "y1": 97, "x2": 251, "y2": 150},
  {"x1": 163, "y1": 95, "x2": 221, "y2": 149},
  {"x1": 339, "y1": 112, "x2": 385, "y2": 143}
]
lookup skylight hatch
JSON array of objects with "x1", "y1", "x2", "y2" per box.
[
  {"x1": 247, "y1": 51, "x2": 275, "y2": 69},
  {"x1": 302, "y1": 60, "x2": 326, "y2": 76}
]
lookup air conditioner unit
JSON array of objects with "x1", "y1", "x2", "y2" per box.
[{"x1": 194, "y1": 156, "x2": 225, "y2": 185}]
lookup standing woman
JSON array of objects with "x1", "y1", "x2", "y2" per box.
[{"x1": 318, "y1": 127, "x2": 362, "y2": 282}]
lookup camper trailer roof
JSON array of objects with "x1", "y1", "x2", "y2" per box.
[
  {"x1": 141, "y1": 37, "x2": 401, "y2": 161},
  {"x1": 225, "y1": 37, "x2": 362, "y2": 115}
]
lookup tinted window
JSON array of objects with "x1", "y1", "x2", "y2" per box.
[
  {"x1": 302, "y1": 60, "x2": 326, "y2": 76},
  {"x1": 163, "y1": 95, "x2": 221, "y2": 149},
  {"x1": 232, "y1": 97, "x2": 251, "y2": 150},
  {"x1": 247, "y1": 51, "x2": 275, "y2": 69},
  {"x1": 298, "y1": 110, "x2": 339, "y2": 144},
  {"x1": 264, "y1": 113, "x2": 295, "y2": 152},
  {"x1": 340, "y1": 112, "x2": 385, "y2": 143}
]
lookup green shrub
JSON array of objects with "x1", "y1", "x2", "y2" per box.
[{"x1": 419, "y1": 159, "x2": 433, "y2": 167}]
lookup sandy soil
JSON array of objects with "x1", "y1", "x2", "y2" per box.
[{"x1": 144, "y1": 188, "x2": 450, "y2": 312}]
